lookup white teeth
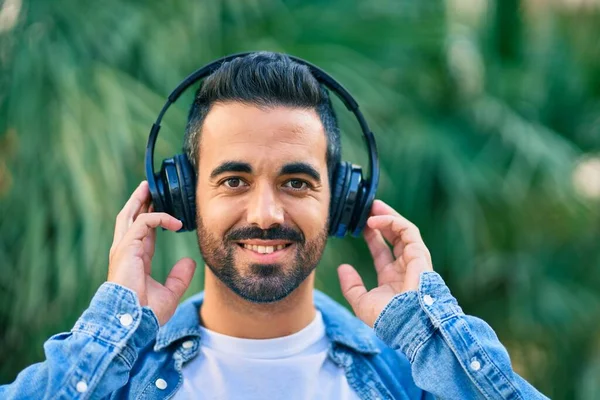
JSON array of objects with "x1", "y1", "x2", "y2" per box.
[{"x1": 242, "y1": 244, "x2": 288, "y2": 254}]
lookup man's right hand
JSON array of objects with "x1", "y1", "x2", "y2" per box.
[{"x1": 107, "y1": 181, "x2": 197, "y2": 326}]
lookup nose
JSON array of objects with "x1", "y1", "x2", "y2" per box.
[{"x1": 245, "y1": 181, "x2": 285, "y2": 230}]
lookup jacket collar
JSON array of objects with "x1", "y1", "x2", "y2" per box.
[{"x1": 154, "y1": 290, "x2": 379, "y2": 355}]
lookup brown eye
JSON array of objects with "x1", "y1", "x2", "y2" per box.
[
  {"x1": 284, "y1": 179, "x2": 308, "y2": 190},
  {"x1": 223, "y1": 178, "x2": 247, "y2": 189}
]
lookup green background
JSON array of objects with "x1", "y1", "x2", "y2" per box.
[{"x1": 1, "y1": 0, "x2": 600, "y2": 398}]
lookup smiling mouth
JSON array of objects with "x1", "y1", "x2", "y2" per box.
[{"x1": 237, "y1": 243, "x2": 293, "y2": 254}]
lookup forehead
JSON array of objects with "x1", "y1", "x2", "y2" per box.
[{"x1": 198, "y1": 102, "x2": 327, "y2": 171}]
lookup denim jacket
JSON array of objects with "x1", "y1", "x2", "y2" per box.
[{"x1": 0, "y1": 272, "x2": 548, "y2": 399}]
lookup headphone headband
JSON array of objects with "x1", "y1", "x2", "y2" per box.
[{"x1": 145, "y1": 52, "x2": 379, "y2": 237}]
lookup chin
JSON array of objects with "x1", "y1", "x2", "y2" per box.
[
  {"x1": 247, "y1": 263, "x2": 284, "y2": 278},
  {"x1": 224, "y1": 262, "x2": 311, "y2": 304}
]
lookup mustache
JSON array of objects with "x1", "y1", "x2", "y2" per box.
[{"x1": 225, "y1": 225, "x2": 304, "y2": 243}]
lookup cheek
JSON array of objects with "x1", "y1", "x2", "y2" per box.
[
  {"x1": 197, "y1": 193, "x2": 243, "y2": 236},
  {"x1": 284, "y1": 194, "x2": 330, "y2": 238}
]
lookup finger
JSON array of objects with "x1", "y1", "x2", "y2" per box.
[
  {"x1": 143, "y1": 203, "x2": 158, "y2": 266},
  {"x1": 134, "y1": 198, "x2": 150, "y2": 222},
  {"x1": 138, "y1": 200, "x2": 156, "y2": 274},
  {"x1": 164, "y1": 258, "x2": 197, "y2": 303},
  {"x1": 392, "y1": 238, "x2": 405, "y2": 260},
  {"x1": 370, "y1": 199, "x2": 401, "y2": 217},
  {"x1": 363, "y1": 226, "x2": 394, "y2": 272},
  {"x1": 125, "y1": 182, "x2": 150, "y2": 227},
  {"x1": 337, "y1": 264, "x2": 367, "y2": 311},
  {"x1": 368, "y1": 215, "x2": 424, "y2": 248},
  {"x1": 403, "y1": 242, "x2": 433, "y2": 269},
  {"x1": 137, "y1": 201, "x2": 161, "y2": 274},
  {"x1": 112, "y1": 181, "x2": 150, "y2": 247},
  {"x1": 142, "y1": 225, "x2": 157, "y2": 274},
  {"x1": 123, "y1": 212, "x2": 182, "y2": 243}
]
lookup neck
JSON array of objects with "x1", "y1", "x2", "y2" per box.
[{"x1": 199, "y1": 267, "x2": 317, "y2": 339}]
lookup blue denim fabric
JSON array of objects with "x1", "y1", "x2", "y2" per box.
[{"x1": 0, "y1": 272, "x2": 549, "y2": 399}]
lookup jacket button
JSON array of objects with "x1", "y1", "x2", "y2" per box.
[
  {"x1": 423, "y1": 295, "x2": 435, "y2": 306},
  {"x1": 76, "y1": 380, "x2": 88, "y2": 393},
  {"x1": 470, "y1": 359, "x2": 481, "y2": 371},
  {"x1": 182, "y1": 340, "x2": 194, "y2": 349},
  {"x1": 119, "y1": 313, "x2": 133, "y2": 327},
  {"x1": 155, "y1": 378, "x2": 168, "y2": 390}
]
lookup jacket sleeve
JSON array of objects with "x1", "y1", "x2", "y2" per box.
[
  {"x1": 373, "y1": 272, "x2": 549, "y2": 400},
  {"x1": 0, "y1": 282, "x2": 159, "y2": 400}
]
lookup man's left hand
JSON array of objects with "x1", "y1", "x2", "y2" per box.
[{"x1": 337, "y1": 199, "x2": 434, "y2": 327}]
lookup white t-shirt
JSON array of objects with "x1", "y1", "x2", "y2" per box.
[{"x1": 173, "y1": 311, "x2": 360, "y2": 400}]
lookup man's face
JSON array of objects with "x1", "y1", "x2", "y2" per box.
[{"x1": 195, "y1": 102, "x2": 331, "y2": 303}]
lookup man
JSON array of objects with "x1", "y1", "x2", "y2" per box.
[{"x1": 0, "y1": 52, "x2": 547, "y2": 399}]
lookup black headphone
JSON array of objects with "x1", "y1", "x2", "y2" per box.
[{"x1": 145, "y1": 52, "x2": 379, "y2": 238}]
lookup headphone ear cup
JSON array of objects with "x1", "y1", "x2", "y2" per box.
[
  {"x1": 336, "y1": 165, "x2": 363, "y2": 238},
  {"x1": 174, "y1": 154, "x2": 197, "y2": 231},
  {"x1": 329, "y1": 162, "x2": 351, "y2": 237},
  {"x1": 157, "y1": 154, "x2": 197, "y2": 231},
  {"x1": 349, "y1": 178, "x2": 371, "y2": 237}
]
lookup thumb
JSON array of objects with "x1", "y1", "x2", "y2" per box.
[
  {"x1": 164, "y1": 257, "x2": 197, "y2": 303},
  {"x1": 337, "y1": 264, "x2": 367, "y2": 312}
]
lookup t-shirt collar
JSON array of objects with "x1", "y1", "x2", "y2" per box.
[{"x1": 154, "y1": 290, "x2": 380, "y2": 356}]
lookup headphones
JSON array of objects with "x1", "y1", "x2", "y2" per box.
[{"x1": 145, "y1": 52, "x2": 379, "y2": 238}]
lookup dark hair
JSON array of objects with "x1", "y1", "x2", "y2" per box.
[{"x1": 183, "y1": 51, "x2": 341, "y2": 182}]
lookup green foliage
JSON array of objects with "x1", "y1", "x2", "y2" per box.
[{"x1": 1, "y1": 0, "x2": 599, "y2": 397}]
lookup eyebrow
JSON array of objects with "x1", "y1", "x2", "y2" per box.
[
  {"x1": 210, "y1": 161, "x2": 252, "y2": 179},
  {"x1": 279, "y1": 162, "x2": 321, "y2": 183}
]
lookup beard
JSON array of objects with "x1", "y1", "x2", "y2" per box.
[{"x1": 196, "y1": 216, "x2": 328, "y2": 303}]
